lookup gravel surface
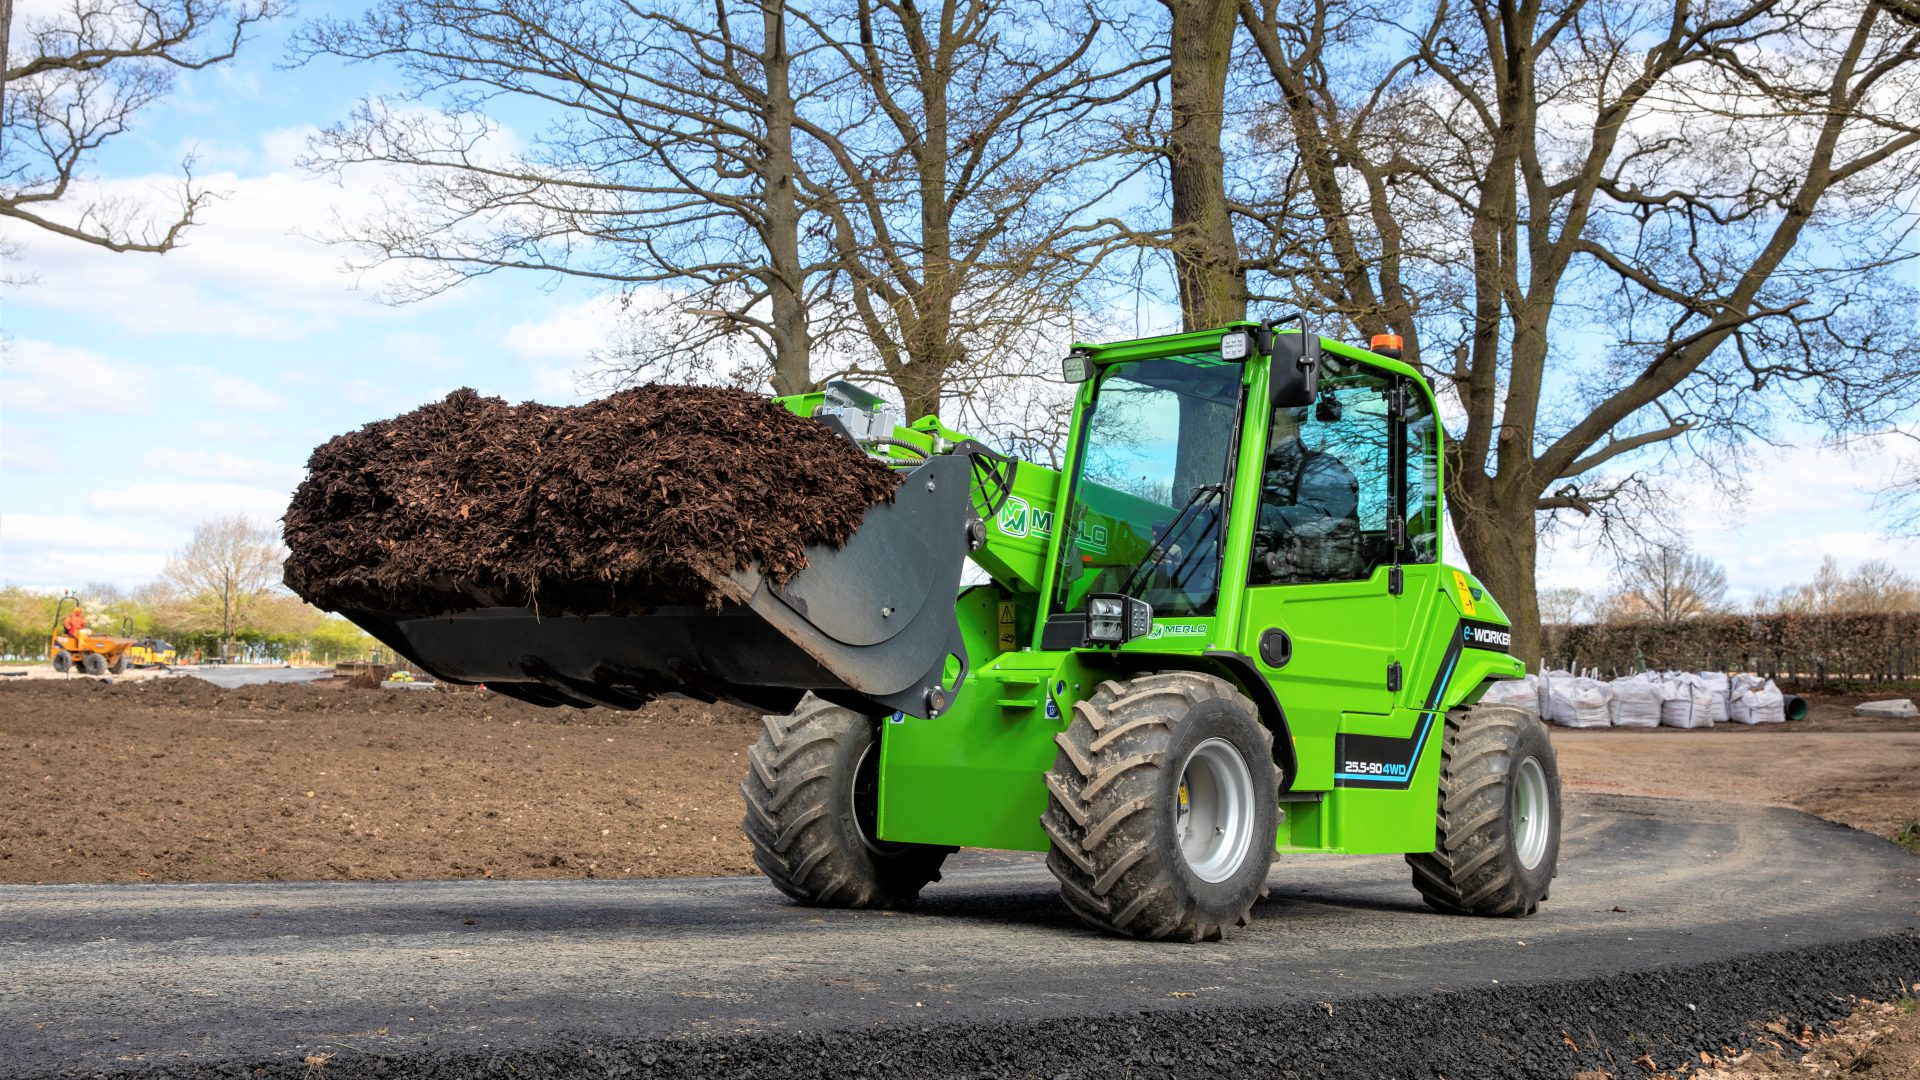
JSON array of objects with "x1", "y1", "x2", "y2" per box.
[{"x1": 2, "y1": 795, "x2": 1915, "y2": 1079}]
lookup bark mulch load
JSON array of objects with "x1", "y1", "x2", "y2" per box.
[{"x1": 283, "y1": 385, "x2": 900, "y2": 615}]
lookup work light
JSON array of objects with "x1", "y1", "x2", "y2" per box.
[
  {"x1": 1062, "y1": 350, "x2": 1093, "y2": 383},
  {"x1": 1086, "y1": 594, "x2": 1153, "y2": 644},
  {"x1": 1220, "y1": 330, "x2": 1251, "y2": 361}
]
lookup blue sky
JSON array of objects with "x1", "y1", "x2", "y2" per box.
[
  {"x1": 1, "y1": 11, "x2": 618, "y2": 590},
  {"x1": 1, "y1": 6, "x2": 1915, "y2": 604}
]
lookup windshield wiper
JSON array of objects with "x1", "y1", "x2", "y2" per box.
[{"x1": 1119, "y1": 483, "x2": 1223, "y2": 599}]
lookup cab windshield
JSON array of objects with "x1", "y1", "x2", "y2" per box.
[{"x1": 1053, "y1": 352, "x2": 1244, "y2": 618}]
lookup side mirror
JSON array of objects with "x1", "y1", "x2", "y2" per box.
[{"x1": 1267, "y1": 330, "x2": 1321, "y2": 408}]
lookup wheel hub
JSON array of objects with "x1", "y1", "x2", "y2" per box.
[
  {"x1": 1175, "y1": 737, "x2": 1256, "y2": 883},
  {"x1": 1513, "y1": 756, "x2": 1551, "y2": 870}
]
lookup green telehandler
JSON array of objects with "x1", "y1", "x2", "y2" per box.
[{"x1": 333, "y1": 321, "x2": 1558, "y2": 941}]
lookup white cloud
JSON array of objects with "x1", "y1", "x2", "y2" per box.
[
  {"x1": 189, "y1": 418, "x2": 274, "y2": 443},
  {"x1": 0, "y1": 423, "x2": 57, "y2": 472},
  {"x1": 138, "y1": 448, "x2": 302, "y2": 486},
  {"x1": 2, "y1": 513, "x2": 172, "y2": 552},
  {"x1": 87, "y1": 482, "x2": 293, "y2": 528},
  {"x1": 1535, "y1": 434, "x2": 1920, "y2": 602},
  {"x1": 259, "y1": 126, "x2": 320, "y2": 171},
  {"x1": 503, "y1": 297, "x2": 624, "y2": 365},
  {"x1": 0, "y1": 339, "x2": 161, "y2": 414},
  {"x1": 528, "y1": 364, "x2": 589, "y2": 401},
  {"x1": 4, "y1": 548, "x2": 171, "y2": 592},
  {"x1": 179, "y1": 365, "x2": 286, "y2": 410},
  {"x1": 0, "y1": 514, "x2": 174, "y2": 591},
  {"x1": 374, "y1": 330, "x2": 464, "y2": 371},
  {"x1": 0, "y1": 136, "x2": 459, "y2": 340}
]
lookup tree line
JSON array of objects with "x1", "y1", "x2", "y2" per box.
[
  {"x1": 8, "y1": 0, "x2": 1919, "y2": 665},
  {"x1": 0, "y1": 516, "x2": 375, "y2": 664},
  {"x1": 1544, "y1": 547, "x2": 1920, "y2": 629}
]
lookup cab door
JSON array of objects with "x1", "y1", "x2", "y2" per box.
[
  {"x1": 1237, "y1": 356, "x2": 1401, "y2": 790},
  {"x1": 1392, "y1": 378, "x2": 1446, "y2": 709}
]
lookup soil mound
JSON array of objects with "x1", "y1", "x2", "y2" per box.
[{"x1": 283, "y1": 385, "x2": 898, "y2": 615}]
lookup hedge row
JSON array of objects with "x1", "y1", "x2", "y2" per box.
[{"x1": 1544, "y1": 612, "x2": 1920, "y2": 683}]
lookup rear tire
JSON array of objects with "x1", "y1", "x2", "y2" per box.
[
  {"x1": 1041, "y1": 672, "x2": 1279, "y2": 942},
  {"x1": 52, "y1": 650, "x2": 72, "y2": 674},
  {"x1": 1406, "y1": 703, "x2": 1560, "y2": 917},
  {"x1": 741, "y1": 698, "x2": 952, "y2": 909},
  {"x1": 82, "y1": 652, "x2": 108, "y2": 677}
]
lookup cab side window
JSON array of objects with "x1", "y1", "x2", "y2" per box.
[
  {"x1": 1251, "y1": 359, "x2": 1394, "y2": 585},
  {"x1": 1401, "y1": 387, "x2": 1440, "y2": 564}
]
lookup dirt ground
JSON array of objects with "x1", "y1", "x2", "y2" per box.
[
  {"x1": 0, "y1": 677, "x2": 763, "y2": 884},
  {"x1": 1576, "y1": 994, "x2": 1920, "y2": 1079},
  {"x1": 2, "y1": 680, "x2": 1915, "y2": 886},
  {"x1": 1695, "y1": 997, "x2": 1920, "y2": 1078},
  {"x1": 1552, "y1": 694, "x2": 1920, "y2": 843}
]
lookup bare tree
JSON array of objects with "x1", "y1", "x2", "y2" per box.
[
  {"x1": 296, "y1": 0, "x2": 843, "y2": 395},
  {"x1": 161, "y1": 514, "x2": 284, "y2": 662},
  {"x1": 787, "y1": 0, "x2": 1162, "y2": 419},
  {"x1": 2, "y1": 0, "x2": 279, "y2": 253},
  {"x1": 297, "y1": 0, "x2": 1156, "y2": 417},
  {"x1": 1608, "y1": 542, "x2": 1728, "y2": 626},
  {"x1": 1536, "y1": 585, "x2": 1590, "y2": 626},
  {"x1": 1775, "y1": 554, "x2": 1920, "y2": 612},
  {"x1": 1190, "y1": 0, "x2": 1920, "y2": 665}
]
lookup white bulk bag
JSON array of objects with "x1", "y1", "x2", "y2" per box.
[
  {"x1": 1608, "y1": 674, "x2": 1662, "y2": 728},
  {"x1": 1659, "y1": 673, "x2": 1714, "y2": 729},
  {"x1": 1728, "y1": 674, "x2": 1787, "y2": 724},
  {"x1": 1697, "y1": 671, "x2": 1732, "y2": 724},
  {"x1": 1538, "y1": 669, "x2": 1564, "y2": 720},
  {"x1": 1547, "y1": 674, "x2": 1613, "y2": 728},
  {"x1": 1480, "y1": 675, "x2": 1542, "y2": 718}
]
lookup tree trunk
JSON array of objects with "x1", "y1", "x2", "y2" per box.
[
  {"x1": 223, "y1": 580, "x2": 235, "y2": 664},
  {"x1": 901, "y1": 1, "x2": 954, "y2": 423},
  {"x1": 759, "y1": 0, "x2": 811, "y2": 396},
  {"x1": 1448, "y1": 491, "x2": 1544, "y2": 671},
  {"x1": 1165, "y1": 0, "x2": 1243, "y2": 331},
  {"x1": 896, "y1": 349, "x2": 948, "y2": 424}
]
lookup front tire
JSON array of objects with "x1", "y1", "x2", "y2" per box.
[
  {"x1": 741, "y1": 698, "x2": 952, "y2": 909},
  {"x1": 1406, "y1": 703, "x2": 1560, "y2": 916},
  {"x1": 1041, "y1": 672, "x2": 1279, "y2": 942},
  {"x1": 81, "y1": 652, "x2": 108, "y2": 677},
  {"x1": 108, "y1": 653, "x2": 129, "y2": 674}
]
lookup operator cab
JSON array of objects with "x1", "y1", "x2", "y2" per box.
[{"x1": 1043, "y1": 322, "x2": 1441, "y2": 657}]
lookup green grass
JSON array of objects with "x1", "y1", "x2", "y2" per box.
[{"x1": 1897, "y1": 818, "x2": 1920, "y2": 854}]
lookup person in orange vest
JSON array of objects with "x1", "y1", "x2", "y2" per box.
[{"x1": 63, "y1": 604, "x2": 88, "y2": 644}]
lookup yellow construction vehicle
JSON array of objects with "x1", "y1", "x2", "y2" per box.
[
  {"x1": 49, "y1": 595, "x2": 136, "y2": 676},
  {"x1": 120, "y1": 622, "x2": 177, "y2": 668}
]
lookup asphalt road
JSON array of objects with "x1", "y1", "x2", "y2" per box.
[{"x1": 3, "y1": 794, "x2": 1916, "y2": 1079}]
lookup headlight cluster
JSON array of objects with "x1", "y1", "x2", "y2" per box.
[{"x1": 1086, "y1": 594, "x2": 1153, "y2": 644}]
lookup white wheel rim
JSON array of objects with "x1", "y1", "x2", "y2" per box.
[
  {"x1": 1513, "y1": 756, "x2": 1551, "y2": 870},
  {"x1": 1176, "y1": 737, "x2": 1256, "y2": 883}
]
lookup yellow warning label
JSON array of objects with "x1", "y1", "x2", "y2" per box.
[
  {"x1": 1451, "y1": 570, "x2": 1477, "y2": 616},
  {"x1": 998, "y1": 601, "x2": 1017, "y2": 651}
]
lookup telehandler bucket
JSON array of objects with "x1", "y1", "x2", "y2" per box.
[{"x1": 334, "y1": 455, "x2": 973, "y2": 719}]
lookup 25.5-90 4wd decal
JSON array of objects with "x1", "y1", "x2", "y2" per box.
[{"x1": 1331, "y1": 618, "x2": 1490, "y2": 790}]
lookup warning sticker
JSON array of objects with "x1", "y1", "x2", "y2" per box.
[{"x1": 1451, "y1": 569, "x2": 1478, "y2": 616}]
